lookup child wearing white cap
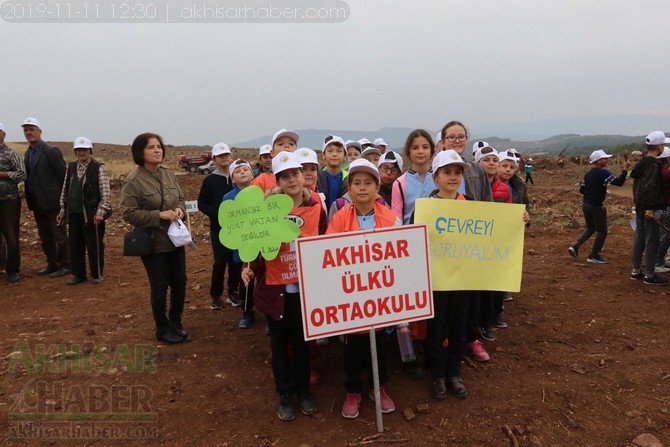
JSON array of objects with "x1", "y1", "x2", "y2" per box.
[
  {"x1": 416, "y1": 149, "x2": 473, "y2": 401},
  {"x1": 655, "y1": 147, "x2": 670, "y2": 271},
  {"x1": 223, "y1": 159, "x2": 257, "y2": 328},
  {"x1": 254, "y1": 144, "x2": 273, "y2": 178},
  {"x1": 252, "y1": 129, "x2": 300, "y2": 194},
  {"x1": 241, "y1": 151, "x2": 326, "y2": 422},
  {"x1": 377, "y1": 151, "x2": 403, "y2": 207},
  {"x1": 345, "y1": 140, "x2": 362, "y2": 164},
  {"x1": 373, "y1": 137, "x2": 388, "y2": 154},
  {"x1": 630, "y1": 132, "x2": 670, "y2": 285},
  {"x1": 197, "y1": 142, "x2": 241, "y2": 309},
  {"x1": 327, "y1": 158, "x2": 401, "y2": 419},
  {"x1": 316, "y1": 135, "x2": 348, "y2": 209},
  {"x1": 568, "y1": 150, "x2": 630, "y2": 264}
]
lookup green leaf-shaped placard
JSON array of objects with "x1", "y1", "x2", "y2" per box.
[{"x1": 218, "y1": 185, "x2": 300, "y2": 262}]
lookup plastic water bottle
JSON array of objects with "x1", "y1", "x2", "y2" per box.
[{"x1": 396, "y1": 323, "x2": 416, "y2": 362}]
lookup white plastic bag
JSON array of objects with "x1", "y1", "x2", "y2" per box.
[{"x1": 168, "y1": 219, "x2": 196, "y2": 250}]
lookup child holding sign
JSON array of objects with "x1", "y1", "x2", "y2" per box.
[
  {"x1": 241, "y1": 151, "x2": 327, "y2": 422},
  {"x1": 422, "y1": 149, "x2": 473, "y2": 401},
  {"x1": 223, "y1": 159, "x2": 256, "y2": 328},
  {"x1": 327, "y1": 158, "x2": 401, "y2": 419}
]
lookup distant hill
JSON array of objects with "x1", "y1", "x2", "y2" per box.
[
  {"x1": 232, "y1": 128, "x2": 650, "y2": 156},
  {"x1": 232, "y1": 127, "x2": 417, "y2": 152},
  {"x1": 479, "y1": 134, "x2": 647, "y2": 156}
]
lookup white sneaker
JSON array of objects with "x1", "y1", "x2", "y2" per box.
[{"x1": 654, "y1": 265, "x2": 670, "y2": 273}]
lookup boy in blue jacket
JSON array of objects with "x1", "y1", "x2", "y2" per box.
[{"x1": 568, "y1": 150, "x2": 630, "y2": 263}]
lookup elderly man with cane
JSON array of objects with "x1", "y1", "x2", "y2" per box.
[{"x1": 57, "y1": 137, "x2": 111, "y2": 285}]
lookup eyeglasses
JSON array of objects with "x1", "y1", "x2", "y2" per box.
[
  {"x1": 445, "y1": 135, "x2": 467, "y2": 142},
  {"x1": 379, "y1": 165, "x2": 400, "y2": 174}
]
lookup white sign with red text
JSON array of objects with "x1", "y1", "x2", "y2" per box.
[{"x1": 296, "y1": 225, "x2": 433, "y2": 341}]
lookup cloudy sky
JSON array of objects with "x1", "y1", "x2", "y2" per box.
[{"x1": 1, "y1": 0, "x2": 668, "y2": 146}]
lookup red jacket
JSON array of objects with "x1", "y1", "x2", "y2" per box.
[{"x1": 491, "y1": 177, "x2": 512, "y2": 203}]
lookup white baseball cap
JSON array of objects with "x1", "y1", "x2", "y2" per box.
[
  {"x1": 348, "y1": 158, "x2": 380, "y2": 183},
  {"x1": 657, "y1": 147, "x2": 670, "y2": 159},
  {"x1": 373, "y1": 138, "x2": 388, "y2": 147},
  {"x1": 432, "y1": 149, "x2": 469, "y2": 172},
  {"x1": 589, "y1": 150, "x2": 613, "y2": 164},
  {"x1": 0, "y1": 122, "x2": 5, "y2": 132},
  {"x1": 361, "y1": 147, "x2": 382, "y2": 158},
  {"x1": 435, "y1": 131, "x2": 442, "y2": 143},
  {"x1": 645, "y1": 131, "x2": 670, "y2": 145},
  {"x1": 323, "y1": 135, "x2": 346, "y2": 151},
  {"x1": 472, "y1": 140, "x2": 491, "y2": 155},
  {"x1": 211, "y1": 143, "x2": 231, "y2": 157},
  {"x1": 259, "y1": 144, "x2": 272, "y2": 156},
  {"x1": 230, "y1": 159, "x2": 252, "y2": 176},
  {"x1": 73, "y1": 137, "x2": 93, "y2": 150},
  {"x1": 272, "y1": 129, "x2": 300, "y2": 147},
  {"x1": 345, "y1": 140, "x2": 362, "y2": 150},
  {"x1": 21, "y1": 117, "x2": 41, "y2": 128},
  {"x1": 378, "y1": 150, "x2": 404, "y2": 172},
  {"x1": 357, "y1": 138, "x2": 374, "y2": 147},
  {"x1": 498, "y1": 150, "x2": 519, "y2": 165},
  {"x1": 272, "y1": 151, "x2": 303, "y2": 176},
  {"x1": 474, "y1": 146, "x2": 499, "y2": 163},
  {"x1": 297, "y1": 147, "x2": 319, "y2": 165}
]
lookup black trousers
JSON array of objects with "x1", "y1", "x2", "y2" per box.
[
  {"x1": 344, "y1": 330, "x2": 388, "y2": 393},
  {"x1": 266, "y1": 292, "x2": 310, "y2": 395},
  {"x1": 0, "y1": 198, "x2": 21, "y2": 273},
  {"x1": 480, "y1": 291, "x2": 505, "y2": 328},
  {"x1": 210, "y1": 227, "x2": 240, "y2": 298},
  {"x1": 574, "y1": 202, "x2": 608, "y2": 257},
  {"x1": 67, "y1": 213, "x2": 105, "y2": 279},
  {"x1": 32, "y1": 205, "x2": 69, "y2": 270},
  {"x1": 427, "y1": 291, "x2": 470, "y2": 379},
  {"x1": 141, "y1": 248, "x2": 186, "y2": 331}
]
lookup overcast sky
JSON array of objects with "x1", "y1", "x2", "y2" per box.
[{"x1": 1, "y1": 0, "x2": 668, "y2": 146}]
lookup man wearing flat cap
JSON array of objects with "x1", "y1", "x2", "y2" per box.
[{"x1": 22, "y1": 117, "x2": 70, "y2": 277}]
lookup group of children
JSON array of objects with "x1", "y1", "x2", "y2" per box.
[
  {"x1": 198, "y1": 124, "x2": 531, "y2": 422},
  {"x1": 569, "y1": 131, "x2": 670, "y2": 286}
]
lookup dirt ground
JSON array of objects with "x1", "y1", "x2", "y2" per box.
[{"x1": 0, "y1": 147, "x2": 668, "y2": 447}]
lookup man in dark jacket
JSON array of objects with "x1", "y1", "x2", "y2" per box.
[
  {"x1": 22, "y1": 117, "x2": 70, "y2": 277},
  {"x1": 630, "y1": 131, "x2": 670, "y2": 285},
  {"x1": 57, "y1": 137, "x2": 111, "y2": 285}
]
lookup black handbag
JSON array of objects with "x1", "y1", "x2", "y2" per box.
[{"x1": 123, "y1": 230, "x2": 155, "y2": 256}]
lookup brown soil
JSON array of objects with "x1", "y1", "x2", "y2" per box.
[{"x1": 1, "y1": 148, "x2": 668, "y2": 447}]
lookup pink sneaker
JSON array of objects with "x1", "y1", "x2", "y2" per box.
[
  {"x1": 368, "y1": 386, "x2": 395, "y2": 413},
  {"x1": 466, "y1": 340, "x2": 490, "y2": 362},
  {"x1": 342, "y1": 392, "x2": 361, "y2": 419}
]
